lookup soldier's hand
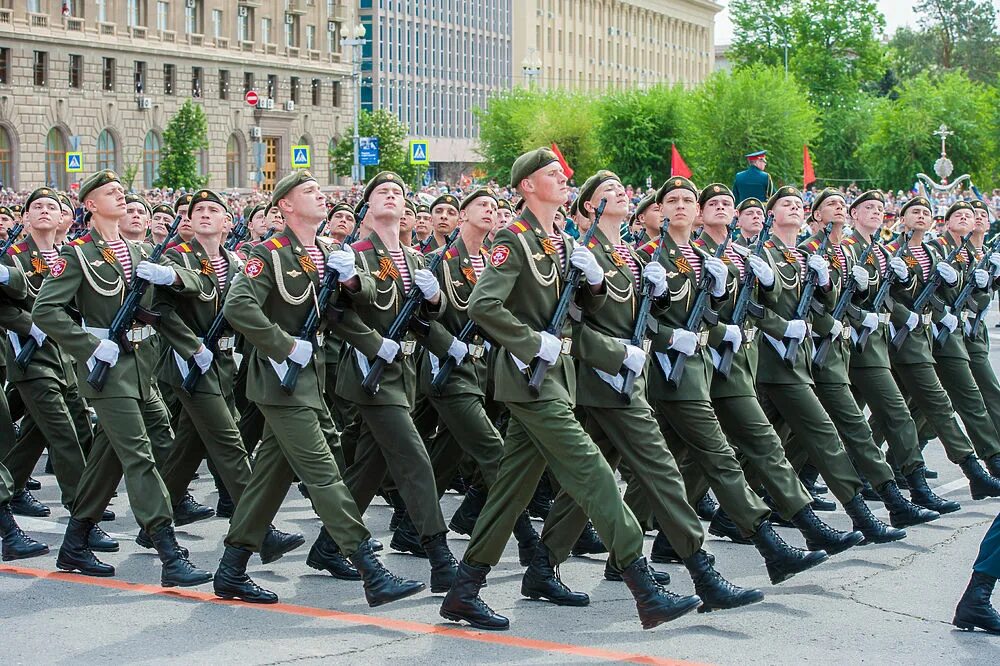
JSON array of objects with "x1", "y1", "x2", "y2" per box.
[
  {"x1": 704, "y1": 257, "x2": 728, "y2": 297},
  {"x1": 936, "y1": 261, "x2": 958, "y2": 285},
  {"x1": 622, "y1": 344, "x2": 647, "y2": 374},
  {"x1": 28, "y1": 324, "x2": 46, "y2": 348},
  {"x1": 851, "y1": 264, "x2": 870, "y2": 290},
  {"x1": 807, "y1": 254, "x2": 830, "y2": 287},
  {"x1": 535, "y1": 331, "x2": 562, "y2": 364},
  {"x1": 447, "y1": 337, "x2": 468, "y2": 365},
  {"x1": 784, "y1": 319, "x2": 808, "y2": 342},
  {"x1": 940, "y1": 312, "x2": 959, "y2": 332},
  {"x1": 136, "y1": 260, "x2": 177, "y2": 286},
  {"x1": 974, "y1": 268, "x2": 990, "y2": 289},
  {"x1": 327, "y1": 247, "x2": 357, "y2": 282},
  {"x1": 990, "y1": 252, "x2": 1000, "y2": 276},
  {"x1": 0, "y1": 263, "x2": 9, "y2": 285},
  {"x1": 288, "y1": 339, "x2": 314, "y2": 366},
  {"x1": 193, "y1": 345, "x2": 214, "y2": 374},
  {"x1": 747, "y1": 255, "x2": 774, "y2": 287},
  {"x1": 570, "y1": 246, "x2": 604, "y2": 286},
  {"x1": 904, "y1": 311, "x2": 920, "y2": 331},
  {"x1": 377, "y1": 338, "x2": 400, "y2": 363},
  {"x1": 723, "y1": 324, "x2": 743, "y2": 355},
  {"x1": 413, "y1": 268, "x2": 440, "y2": 300},
  {"x1": 829, "y1": 319, "x2": 844, "y2": 340},
  {"x1": 862, "y1": 311, "x2": 879, "y2": 331},
  {"x1": 90, "y1": 339, "x2": 120, "y2": 369},
  {"x1": 668, "y1": 329, "x2": 698, "y2": 356},
  {"x1": 642, "y1": 261, "x2": 668, "y2": 297},
  {"x1": 890, "y1": 257, "x2": 909, "y2": 281}
]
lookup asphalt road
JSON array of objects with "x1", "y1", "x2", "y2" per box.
[{"x1": 4, "y1": 327, "x2": 1000, "y2": 664}]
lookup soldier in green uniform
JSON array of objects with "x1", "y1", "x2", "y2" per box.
[
  {"x1": 1, "y1": 459, "x2": 49, "y2": 561},
  {"x1": 736, "y1": 197, "x2": 765, "y2": 242},
  {"x1": 213, "y1": 170, "x2": 423, "y2": 606},
  {"x1": 414, "y1": 204, "x2": 433, "y2": 246},
  {"x1": 427, "y1": 193, "x2": 460, "y2": 252},
  {"x1": 732, "y1": 150, "x2": 775, "y2": 204},
  {"x1": 32, "y1": 170, "x2": 213, "y2": 587}
]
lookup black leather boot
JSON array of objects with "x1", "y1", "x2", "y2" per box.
[
  {"x1": 808, "y1": 489, "x2": 837, "y2": 512},
  {"x1": 521, "y1": 543, "x2": 589, "y2": 606},
  {"x1": 350, "y1": 538, "x2": 426, "y2": 607},
  {"x1": 708, "y1": 508, "x2": 753, "y2": 544},
  {"x1": 448, "y1": 486, "x2": 486, "y2": 536},
  {"x1": 985, "y1": 454, "x2": 1000, "y2": 479},
  {"x1": 751, "y1": 521, "x2": 829, "y2": 585},
  {"x1": 135, "y1": 528, "x2": 190, "y2": 558},
  {"x1": 385, "y1": 489, "x2": 406, "y2": 531},
  {"x1": 571, "y1": 521, "x2": 607, "y2": 556},
  {"x1": 790, "y1": 505, "x2": 864, "y2": 555},
  {"x1": 440, "y1": 561, "x2": 509, "y2": 630},
  {"x1": 799, "y1": 465, "x2": 827, "y2": 494},
  {"x1": 527, "y1": 472, "x2": 553, "y2": 519},
  {"x1": 604, "y1": 557, "x2": 670, "y2": 584},
  {"x1": 682, "y1": 549, "x2": 763, "y2": 612},
  {"x1": 306, "y1": 528, "x2": 360, "y2": 580},
  {"x1": 101, "y1": 509, "x2": 116, "y2": 522},
  {"x1": 905, "y1": 465, "x2": 961, "y2": 514},
  {"x1": 621, "y1": 556, "x2": 702, "y2": 629},
  {"x1": 216, "y1": 484, "x2": 235, "y2": 519},
  {"x1": 843, "y1": 494, "x2": 906, "y2": 544},
  {"x1": 149, "y1": 524, "x2": 212, "y2": 587},
  {"x1": 876, "y1": 480, "x2": 939, "y2": 528},
  {"x1": 56, "y1": 517, "x2": 114, "y2": 576},
  {"x1": 172, "y1": 494, "x2": 215, "y2": 526},
  {"x1": 762, "y1": 495, "x2": 795, "y2": 527},
  {"x1": 26, "y1": 477, "x2": 41, "y2": 491},
  {"x1": 695, "y1": 493, "x2": 719, "y2": 521},
  {"x1": 260, "y1": 525, "x2": 305, "y2": 565},
  {"x1": 88, "y1": 524, "x2": 120, "y2": 553},
  {"x1": 953, "y1": 571, "x2": 1000, "y2": 634},
  {"x1": 513, "y1": 511, "x2": 540, "y2": 567},
  {"x1": 389, "y1": 513, "x2": 427, "y2": 557},
  {"x1": 10, "y1": 488, "x2": 50, "y2": 517},
  {"x1": 860, "y1": 476, "x2": 881, "y2": 502},
  {"x1": 422, "y1": 532, "x2": 458, "y2": 593},
  {"x1": 651, "y1": 530, "x2": 715, "y2": 565},
  {"x1": 0, "y1": 502, "x2": 49, "y2": 561},
  {"x1": 962, "y1": 455, "x2": 1000, "y2": 499},
  {"x1": 214, "y1": 545, "x2": 278, "y2": 604}
]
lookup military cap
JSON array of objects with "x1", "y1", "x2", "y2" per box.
[
  {"x1": 655, "y1": 175, "x2": 697, "y2": 204},
  {"x1": 497, "y1": 199, "x2": 513, "y2": 212},
  {"x1": 431, "y1": 193, "x2": 460, "y2": 212},
  {"x1": 898, "y1": 196, "x2": 932, "y2": 217},
  {"x1": 353, "y1": 199, "x2": 368, "y2": 217},
  {"x1": 0, "y1": 206, "x2": 12, "y2": 219},
  {"x1": 24, "y1": 187, "x2": 62, "y2": 212},
  {"x1": 568, "y1": 197, "x2": 579, "y2": 217},
  {"x1": 745, "y1": 150, "x2": 767, "y2": 160},
  {"x1": 514, "y1": 198, "x2": 526, "y2": 213},
  {"x1": 578, "y1": 170, "x2": 620, "y2": 218},
  {"x1": 946, "y1": 200, "x2": 975, "y2": 220},
  {"x1": 327, "y1": 201, "x2": 353, "y2": 219},
  {"x1": 271, "y1": 170, "x2": 318, "y2": 207},
  {"x1": 809, "y1": 188, "x2": 847, "y2": 220},
  {"x1": 78, "y1": 169, "x2": 121, "y2": 203},
  {"x1": 404, "y1": 198, "x2": 417, "y2": 215},
  {"x1": 970, "y1": 199, "x2": 989, "y2": 212},
  {"x1": 737, "y1": 197, "x2": 765, "y2": 213},
  {"x1": 510, "y1": 147, "x2": 560, "y2": 188},
  {"x1": 152, "y1": 203, "x2": 174, "y2": 217},
  {"x1": 460, "y1": 187, "x2": 498, "y2": 212},
  {"x1": 556, "y1": 206, "x2": 568, "y2": 219},
  {"x1": 10, "y1": 204, "x2": 22, "y2": 214},
  {"x1": 188, "y1": 189, "x2": 229, "y2": 217},
  {"x1": 634, "y1": 194, "x2": 656, "y2": 218},
  {"x1": 416, "y1": 203, "x2": 431, "y2": 215},
  {"x1": 174, "y1": 193, "x2": 195, "y2": 214},
  {"x1": 765, "y1": 185, "x2": 803, "y2": 212},
  {"x1": 57, "y1": 192, "x2": 73, "y2": 212},
  {"x1": 362, "y1": 171, "x2": 406, "y2": 202},
  {"x1": 698, "y1": 183, "x2": 734, "y2": 208},
  {"x1": 125, "y1": 193, "x2": 152, "y2": 216},
  {"x1": 243, "y1": 203, "x2": 262, "y2": 221},
  {"x1": 848, "y1": 189, "x2": 885, "y2": 212}
]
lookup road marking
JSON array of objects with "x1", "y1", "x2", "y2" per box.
[{"x1": 0, "y1": 563, "x2": 707, "y2": 666}]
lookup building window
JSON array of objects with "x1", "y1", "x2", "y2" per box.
[
  {"x1": 33, "y1": 51, "x2": 48, "y2": 87},
  {"x1": 212, "y1": 9, "x2": 223, "y2": 39},
  {"x1": 185, "y1": 1, "x2": 202, "y2": 34},
  {"x1": 27, "y1": 0, "x2": 42, "y2": 13},
  {"x1": 69, "y1": 55, "x2": 83, "y2": 89},
  {"x1": 143, "y1": 131, "x2": 162, "y2": 188},
  {"x1": 135, "y1": 61, "x2": 146, "y2": 94},
  {"x1": 191, "y1": 66, "x2": 203, "y2": 98},
  {"x1": 226, "y1": 134, "x2": 243, "y2": 188},
  {"x1": 163, "y1": 64, "x2": 175, "y2": 95},
  {"x1": 311, "y1": 79, "x2": 321, "y2": 106},
  {"x1": 261, "y1": 17, "x2": 272, "y2": 43},
  {"x1": 286, "y1": 17, "x2": 299, "y2": 48},
  {"x1": 332, "y1": 81, "x2": 340, "y2": 107},
  {"x1": 267, "y1": 74, "x2": 278, "y2": 101},
  {"x1": 127, "y1": 0, "x2": 146, "y2": 27},
  {"x1": 306, "y1": 25, "x2": 316, "y2": 51},
  {"x1": 219, "y1": 69, "x2": 230, "y2": 100},
  {"x1": 290, "y1": 77, "x2": 300, "y2": 104},
  {"x1": 156, "y1": 1, "x2": 169, "y2": 31},
  {"x1": 237, "y1": 8, "x2": 253, "y2": 41},
  {"x1": 102, "y1": 58, "x2": 116, "y2": 92},
  {"x1": 0, "y1": 48, "x2": 9, "y2": 85},
  {"x1": 243, "y1": 71, "x2": 255, "y2": 95},
  {"x1": 96, "y1": 0, "x2": 108, "y2": 23},
  {"x1": 0, "y1": 126, "x2": 13, "y2": 189},
  {"x1": 45, "y1": 128, "x2": 67, "y2": 190},
  {"x1": 96, "y1": 129, "x2": 118, "y2": 172}
]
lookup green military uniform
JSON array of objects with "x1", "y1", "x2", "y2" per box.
[
  {"x1": 731, "y1": 151, "x2": 774, "y2": 204},
  {"x1": 962, "y1": 242, "x2": 1000, "y2": 476}
]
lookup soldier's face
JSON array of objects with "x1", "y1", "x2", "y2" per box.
[
  {"x1": 701, "y1": 195, "x2": 734, "y2": 229},
  {"x1": 432, "y1": 203, "x2": 459, "y2": 235},
  {"x1": 902, "y1": 206, "x2": 932, "y2": 232},
  {"x1": 738, "y1": 208, "x2": 764, "y2": 236},
  {"x1": 249, "y1": 211, "x2": 268, "y2": 236},
  {"x1": 330, "y1": 211, "x2": 353, "y2": 239},
  {"x1": 415, "y1": 213, "x2": 432, "y2": 234},
  {"x1": 850, "y1": 200, "x2": 884, "y2": 236},
  {"x1": 282, "y1": 182, "x2": 326, "y2": 226},
  {"x1": 974, "y1": 209, "x2": 990, "y2": 232},
  {"x1": 589, "y1": 179, "x2": 627, "y2": 219},
  {"x1": 25, "y1": 198, "x2": 60, "y2": 232},
  {"x1": 771, "y1": 196, "x2": 803, "y2": 229},
  {"x1": 151, "y1": 212, "x2": 172, "y2": 237},
  {"x1": 947, "y1": 209, "x2": 974, "y2": 236},
  {"x1": 191, "y1": 201, "x2": 227, "y2": 236},
  {"x1": 369, "y1": 182, "x2": 404, "y2": 220},
  {"x1": 121, "y1": 202, "x2": 148, "y2": 236},
  {"x1": 496, "y1": 207, "x2": 513, "y2": 228},
  {"x1": 461, "y1": 195, "x2": 497, "y2": 234},
  {"x1": 400, "y1": 208, "x2": 416, "y2": 234},
  {"x1": 59, "y1": 206, "x2": 74, "y2": 233},
  {"x1": 660, "y1": 189, "x2": 697, "y2": 227},
  {"x1": 0, "y1": 214, "x2": 12, "y2": 233},
  {"x1": 177, "y1": 211, "x2": 194, "y2": 239},
  {"x1": 267, "y1": 206, "x2": 286, "y2": 230},
  {"x1": 86, "y1": 182, "x2": 126, "y2": 218},
  {"x1": 816, "y1": 196, "x2": 847, "y2": 229},
  {"x1": 523, "y1": 164, "x2": 568, "y2": 205}
]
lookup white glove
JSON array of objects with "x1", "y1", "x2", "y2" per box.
[
  {"x1": 90, "y1": 339, "x2": 120, "y2": 368},
  {"x1": 447, "y1": 337, "x2": 468, "y2": 365},
  {"x1": 136, "y1": 260, "x2": 177, "y2": 286},
  {"x1": 669, "y1": 329, "x2": 699, "y2": 356},
  {"x1": 747, "y1": 255, "x2": 774, "y2": 287},
  {"x1": 0, "y1": 264, "x2": 9, "y2": 285},
  {"x1": 28, "y1": 324, "x2": 46, "y2": 348},
  {"x1": 940, "y1": 312, "x2": 959, "y2": 332},
  {"x1": 807, "y1": 254, "x2": 830, "y2": 287},
  {"x1": 851, "y1": 264, "x2": 870, "y2": 290},
  {"x1": 890, "y1": 256, "x2": 909, "y2": 281},
  {"x1": 413, "y1": 268, "x2": 440, "y2": 300},
  {"x1": 990, "y1": 252, "x2": 1000, "y2": 276},
  {"x1": 861, "y1": 312, "x2": 879, "y2": 331},
  {"x1": 622, "y1": 344, "x2": 647, "y2": 374},
  {"x1": 570, "y1": 245, "x2": 604, "y2": 286},
  {"x1": 377, "y1": 338, "x2": 400, "y2": 363},
  {"x1": 936, "y1": 261, "x2": 958, "y2": 285},
  {"x1": 193, "y1": 345, "x2": 214, "y2": 374},
  {"x1": 288, "y1": 339, "x2": 313, "y2": 366},
  {"x1": 974, "y1": 268, "x2": 990, "y2": 289},
  {"x1": 642, "y1": 261, "x2": 667, "y2": 297},
  {"x1": 536, "y1": 331, "x2": 562, "y2": 364},
  {"x1": 784, "y1": 319, "x2": 808, "y2": 342},
  {"x1": 326, "y1": 247, "x2": 357, "y2": 282},
  {"x1": 723, "y1": 324, "x2": 743, "y2": 355},
  {"x1": 829, "y1": 319, "x2": 844, "y2": 340},
  {"x1": 905, "y1": 311, "x2": 920, "y2": 331},
  {"x1": 705, "y1": 257, "x2": 728, "y2": 297}
]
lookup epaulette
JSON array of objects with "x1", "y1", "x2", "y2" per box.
[
  {"x1": 586, "y1": 236, "x2": 600, "y2": 250},
  {"x1": 443, "y1": 246, "x2": 460, "y2": 261},
  {"x1": 638, "y1": 239, "x2": 660, "y2": 255},
  {"x1": 807, "y1": 239, "x2": 821, "y2": 251},
  {"x1": 262, "y1": 235, "x2": 289, "y2": 250},
  {"x1": 7, "y1": 241, "x2": 29, "y2": 256},
  {"x1": 886, "y1": 240, "x2": 900, "y2": 252},
  {"x1": 173, "y1": 242, "x2": 194, "y2": 253},
  {"x1": 70, "y1": 233, "x2": 92, "y2": 246},
  {"x1": 166, "y1": 241, "x2": 182, "y2": 250},
  {"x1": 764, "y1": 240, "x2": 776, "y2": 249},
  {"x1": 692, "y1": 238, "x2": 707, "y2": 249},
  {"x1": 351, "y1": 239, "x2": 374, "y2": 253},
  {"x1": 842, "y1": 237, "x2": 858, "y2": 246},
  {"x1": 509, "y1": 219, "x2": 531, "y2": 235}
]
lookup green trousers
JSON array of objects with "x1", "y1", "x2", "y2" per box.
[
  {"x1": 969, "y1": 349, "x2": 1000, "y2": 453},
  {"x1": 464, "y1": 399, "x2": 644, "y2": 570},
  {"x1": 426, "y1": 392, "x2": 503, "y2": 491},
  {"x1": 974, "y1": 514, "x2": 1000, "y2": 578},
  {"x1": 541, "y1": 403, "x2": 704, "y2": 563},
  {"x1": 0, "y1": 460, "x2": 14, "y2": 504},
  {"x1": 757, "y1": 383, "x2": 863, "y2": 504},
  {"x1": 653, "y1": 398, "x2": 770, "y2": 534},
  {"x1": 226, "y1": 403, "x2": 369, "y2": 555},
  {"x1": 934, "y1": 356, "x2": 1000, "y2": 460},
  {"x1": 0, "y1": 379, "x2": 21, "y2": 464},
  {"x1": 850, "y1": 366, "x2": 924, "y2": 475}
]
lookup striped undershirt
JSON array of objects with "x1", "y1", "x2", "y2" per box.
[
  {"x1": 210, "y1": 254, "x2": 228, "y2": 291},
  {"x1": 304, "y1": 246, "x2": 325, "y2": 281},
  {"x1": 548, "y1": 233, "x2": 566, "y2": 270},
  {"x1": 39, "y1": 248, "x2": 60, "y2": 269},
  {"x1": 469, "y1": 253, "x2": 485, "y2": 278},
  {"x1": 677, "y1": 244, "x2": 702, "y2": 280},
  {"x1": 724, "y1": 246, "x2": 746, "y2": 281},
  {"x1": 614, "y1": 243, "x2": 640, "y2": 285},
  {"x1": 388, "y1": 248, "x2": 412, "y2": 291},
  {"x1": 910, "y1": 245, "x2": 932, "y2": 281},
  {"x1": 106, "y1": 239, "x2": 133, "y2": 281}
]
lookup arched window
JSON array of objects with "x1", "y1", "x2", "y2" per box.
[
  {"x1": 96, "y1": 129, "x2": 118, "y2": 172},
  {"x1": 143, "y1": 130, "x2": 161, "y2": 188},
  {"x1": 226, "y1": 134, "x2": 243, "y2": 189},
  {"x1": 0, "y1": 126, "x2": 13, "y2": 189},
  {"x1": 327, "y1": 137, "x2": 338, "y2": 185},
  {"x1": 45, "y1": 127, "x2": 68, "y2": 190}
]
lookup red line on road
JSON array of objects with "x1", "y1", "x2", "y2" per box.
[{"x1": 1, "y1": 563, "x2": 708, "y2": 665}]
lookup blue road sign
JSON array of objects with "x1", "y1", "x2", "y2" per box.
[{"x1": 359, "y1": 137, "x2": 380, "y2": 166}]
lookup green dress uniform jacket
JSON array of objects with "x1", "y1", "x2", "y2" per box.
[
  {"x1": 884, "y1": 237, "x2": 944, "y2": 366},
  {"x1": 732, "y1": 165, "x2": 774, "y2": 204}
]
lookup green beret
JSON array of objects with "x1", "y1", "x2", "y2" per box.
[
  {"x1": 737, "y1": 197, "x2": 764, "y2": 214},
  {"x1": 655, "y1": 176, "x2": 697, "y2": 204},
  {"x1": 431, "y1": 193, "x2": 460, "y2": 212},
  {"x1": 809, "y1": 188, "x2": 846, "y2": 220},
  {"x1": 354, "y1": 199, "x2": 367, "y2": 217},
  {"x1": 174, "y1": 193, "x2": 194, "y2": 214},
  {"x1": 497, "y1": 199, "x2": 513, "y2": 212},
  {"x1": 125, "y1": 193, "x2": 152, "y2": 216},
  {"x1": 10, "y1": 204, "x2": 22, "y2": 214},
  {"x1": 242, "y1": 204, "x2": 262, "y2": 221},
  {"x1": 634, "y1": 194, "x2": 656, "y2": 219},
  {"x1": 899, "y1": 196, "x2": 932, "y2": 217},
  {"x1": 24, "y1": 187, "x2": 62, "y2": 212},
  {"x1": 0, "y1": 206, "x2": 12, "y2": 219},
  {"x1": 404, "y1": 199, "x2": 417, "y2": 215},
  {"x1": 57, "y1": 193, "x2": 73, "y2": 212},
  {"x1": 416, "y1": 204, "x2": 430, "y2": 215},
  {"x1": 510, "y1": 147, "x2": 559, "y2": 189},
  {"x1": 362, "y1": 171, "x2": 406, "y2": 202},
  {"x1": 568, "y1": 198, "x2": 579, "y2": 217},
  {"x1": 848, "y1": 189, "x2": 885, "y2": 212},
  {"x1": 188, "y1": 189, "x2": 229, "y2": 218},
  {"x1": 460, "y1": 187, "x2": 498, "y2": 212},
  {"x1": 79, "y1": 169, "x2": 121, "y2": 203},
  {"x1": 946, "y1": 200, "x2": 975, "y2": 220},
  {"x1": 328, "y1": 201, "x2": 353, "y2": 219},
  {"x1": 970, "y1": 199, "x2": 989, "y2": 212},
  {"x1": 271, "y1": 170, "x2": 318, "y2": 208},
  {"x1": 514, "y1": 197, "x2": 525, "y2": 213},
  {"x1": 698, "y1": 183, "x2": 734, "y2": 208},
  {"x1": 556, "y1": 206, "x2": 568, "y2": 219},
  {"x1": 765, "y1": 186, "x2": 803, "y2": 212},
  {"x1": 577, "y1": 170, "x2": 620, "y2": 218},
  {"x1": 151, "y1": 203, "x2": 174, "y2": 217}
]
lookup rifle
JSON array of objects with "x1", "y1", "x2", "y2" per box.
[
  {"x1": 664, "y1": 217, "x2": 735, "y2": 389},
  {"x1": 0, "y1": 224, "x2": 24, "y2": 255},
  {"x1": 782, "y1": 222, "x2": 833, "y2": 368},
  {"x1": 429, "y1": 318, "x2": 479, "y2": 397},
  {"x1": 279, "y1": 204, "x2": 367, "y2": 395},
  {"x1": 526, "y1": 199, "x2": 606, "y2": 397},
  {"x1": 632, "y1": 228, "x2": 647, "y2": 247},
  {"x1": 855, "y1": 232, "x2": 910, "y2": 353},
  {"x1": 812, "y1": 234, "x2": 877, "y2": 368},
  {"x1": 360, "y1": 225, "x2": 460, "y2": 397},
  {"x1": 941, "y1": 233, "x2": 1000, "y2": 346},
  {"x1": 890, "y1": 231, "x2": 972, "y2": 351},
  {"x1": 225, "y1": 218, "x2": 247, "y2": 251},
  {"x1": 86, "y1": 215, "x2": 182, "y2": 391},
  {"x1": 619, "y1": 217, "x2": 669, "y2": 402},
  {"x1": 717, "y1": 214, "x2": 772, "y2": 379}
]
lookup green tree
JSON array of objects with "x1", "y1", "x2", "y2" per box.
[
  {"x1": 889, "y1": 0, "x2": 1000, "y2": 83},
  {"x1": 330, "y1": 108, "x2": 417, "y2": 184},
  {"x1": 155, "y1": 99, "x2": 209, "y2": 189}
]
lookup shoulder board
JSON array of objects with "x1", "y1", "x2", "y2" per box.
[
  {"x1": 886, "y1": 241, "x2": 900, "y2": 252},
  {"x1": 586, "y1": 236, "x2": 599, "y2": 249},
  {"x1": 443, "y1": 246, "x2": 459, "y2": 261},
  {"x1": 174, "y1": 242, "x2": 194, "y2": 253},
  {"x1": 807, "y1": 239, "x2": 820, "y2": 251},
  {"x1": 509, "y1": 220, "x2": 531, "y2": 235},
  {"x1": 70, "y1": 233, "x2": 92, "y2": 246},
  {"x1": 842, "y1": 237, "x2": 858, "y2": 246},
  {"x1": 263, "y1": 236, "x2": 289, "y2": 250},
  {"x1": 691, "y1": 238, "x2": 707, "y2": 249},
  {"x1": 638, "y1": 239, "x2": 659, "y2": 255},
  {"x1": 7, "y1": 241, "x2": 29, "y2": 256},
  {"x1": 166, "y1": 241, "x2": 182, "y2": 250},
  {"x1": 764, "y1": 240, "x2": 776, "y2": 249},
  {"x1": 351, "y1": 239, "x2": 374, "y2": 253}
]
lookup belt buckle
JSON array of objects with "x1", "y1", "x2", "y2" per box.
[
  {"x1": 744, "y1": 327, "x2": 756, "y2": 343},
  {"x1": 560, "y1": 337, "x2": 573, "y2": 355},
  {"x1": 641, "y1": 339, "x2": 652, "y2": 353},
  {"x1": 127, "y1": 327, "x2": 143, "y2": 343},
  {"x1": 921, "y1": 313, "x2": 932, "y2": 326},
  {"x1": 400, "y1": 340, "x2": 417, "y2": 356},
  {"x1": 217, "y1": 337, "x2": 234, "y2": 351},
  {"x1": 697, "y1": 331, "x2": 710, "y2": 347},
  {"x1": 842, "y1": 325, "x2": 851, "y2": 340},
  {"x1": 878, "y1": 313, "x2": 890, "y2": 325},
  {"x1": 315, "y1": 333, "x2": 325, "y2": 348},
  {"x1": 468, "y1": 343, "x2": 485, "y2": 359}
]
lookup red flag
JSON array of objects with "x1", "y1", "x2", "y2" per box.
[
  {"x1": 803, "y1": 145, "x2": 816, "y2": 188},
  {"x1": 550, "y1": 142, "x2": 574, "y2": 180},
  {"x1": 670, "y1": 143, "x2": 692, "y2": 179}
]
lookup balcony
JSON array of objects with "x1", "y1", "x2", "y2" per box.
[
  {"x1": 160, "y1": 29, "x2": 175, "y2": 42},
  {"x1": 286, "y1": 0, "x2": 307, "y2": 15},
  {"x1": 287, "y1": 46, "x2": 299, "y2": 59},
  {"x1": 129, "y1": 25, "x2": 147, "y2": 39},
  {"x1": 98, "y1": 22, "x2": 116, "y2": 36},
  {"x1": 309, "y1": 49, "x2": 320, "y2": 62},
  {"x1": 28, "y1": 12, "x2": 48, "y2": 28},
  {"x1": 66, "y1": 17, "x2": 84, "y2": 32},
  {"x1": 188, "y1": 33, "x2": 204, "y2": 46},
  {"x1": 265, "y1": 44, "x2": 277, "y2": 55},
  {"x1": 215, "y1": 37, "x2": 229, "y2": 49},
  {"x1": 241, "y1": 40, "x2": 254, "y2": 52},
  {"x1": 0, "y1": 9, "x2": 10, "y2": 26}
]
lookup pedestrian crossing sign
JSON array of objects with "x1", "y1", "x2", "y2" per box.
[
  {"x1": 291, "y1": 145, "x2": 311, "y2": 169},
  {"x1": 409, "y1": 140, "x2": 429, "y2": 165},
  {"x1": 66, "y1": 152, "x2": 83, "y2": 173}
]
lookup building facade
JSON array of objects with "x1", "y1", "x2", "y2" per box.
[{"x1": 0, "y1": 0, "x2": 356, "y2": 193}]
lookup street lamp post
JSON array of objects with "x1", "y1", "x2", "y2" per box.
[
  {"x1": 763, "y1": 16, "x2": 789, "y2": 79},
  {"x1": 521, "y1": 48, "x2": 542, "y2": 88},
  {"x1": 341, "y1": 23, "x2": 366, "y2": 183}
]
